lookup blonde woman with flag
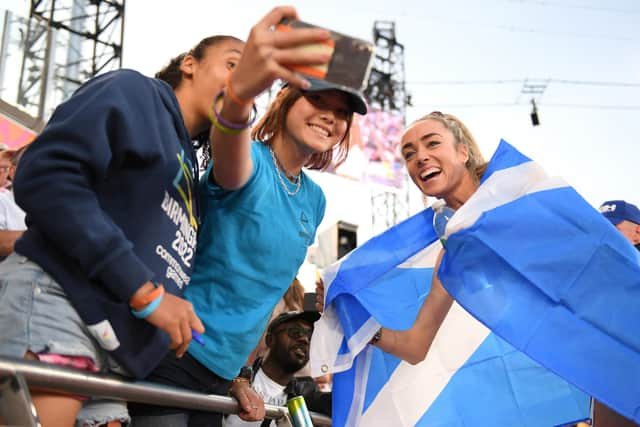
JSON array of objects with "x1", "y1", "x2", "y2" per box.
[
  {"x1": 368, "y1": 111, "x2": 486, "y2": 361},
  {"x1": 314, "y1": 110, "x2": 638, "y2": 426}
]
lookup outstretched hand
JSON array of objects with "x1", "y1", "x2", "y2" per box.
[{"x1": 229, "y1": 6, "x2": 332, "y2": 101}]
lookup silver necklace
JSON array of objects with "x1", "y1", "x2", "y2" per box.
[{"x1": 270, "y1": 147, "x2": 302, "y2": 196}]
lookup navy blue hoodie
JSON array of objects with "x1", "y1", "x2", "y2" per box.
[{"x1": 14, "y1": 69, "x2": 199, "y2": 378}]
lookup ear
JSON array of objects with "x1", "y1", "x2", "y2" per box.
[
  {"x1": 179, "y1": 54, "x2": 196, "y2": 79},
  {"x1": 457, "y1": 142, "x2": 470, "y2": 164},
  {"x1": 265, "y1": 332, "x2": 274, "y2": 348},
  {"x1": 633, "y1": 223, "x2": 640, "y2": 244}
]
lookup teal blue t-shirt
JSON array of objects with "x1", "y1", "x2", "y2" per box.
[{"x1": 186, "y1": 142, "x2": 326, "y2": 379}]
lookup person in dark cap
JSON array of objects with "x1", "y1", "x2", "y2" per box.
[
  {"x1": 599, "y1": 199, "x2": 640, "y2": 250},
  {"x1": 223, "y1": 310, "x2": 331, "y2": 427},
  {"x1": 593, "y1": 200, "x2": 640, "y2": 427}
]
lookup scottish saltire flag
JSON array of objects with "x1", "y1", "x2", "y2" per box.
[
  {"x1": 309, "y1": 139, "x2": 640, "y2": 426},
  {"x1": 439, "y1": 140, "x2": 640, "y2": 423}
]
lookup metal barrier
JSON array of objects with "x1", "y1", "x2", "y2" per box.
[{"x1": 0, "y1": 356, "x2": 332, "y2": 426}]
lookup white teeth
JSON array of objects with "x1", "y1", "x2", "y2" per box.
[
  {"x1": 309, "y1": 124, "x2": 330, "y2": 137},
  {"x1": 420, "y1": 168, "x2": 440, "y2": 179}
]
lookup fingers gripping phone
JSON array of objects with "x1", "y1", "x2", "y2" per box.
[{"x1": 276, "y1": 19, "x2": 375, "y2": 93}]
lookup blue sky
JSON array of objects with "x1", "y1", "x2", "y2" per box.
[{"x1": 123, "y1": 0, "x2": 639, "y2": 209}]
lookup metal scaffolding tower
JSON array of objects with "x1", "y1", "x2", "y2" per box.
[
  {"x1": 1, "y1": 0, "x2": 125, "y2": 120},
  {"x1": 364, "y1": 21, "x2": 408, "y2": 118},
  {"x1": 364, "y1": 21, "x2": 410, "y2": 233}
]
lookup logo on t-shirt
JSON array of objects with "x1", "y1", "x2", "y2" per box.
[
  {"x1": 173, "y1": 149, "x2": 198, "y2": 230},
  {"x1": 299, "y1": 211, "x2": 313, "y2": 245},
  {"x1": 157, "y1": 148, "x2": 199, "y2": 289}
]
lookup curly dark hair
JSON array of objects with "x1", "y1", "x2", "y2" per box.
[{"x1": 155, "y1": 35, "x2": 243, "y2": 169}]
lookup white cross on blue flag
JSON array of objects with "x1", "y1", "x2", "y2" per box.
[{"x1": 311, "y1": 140, "x2": 640, "y2": 426}]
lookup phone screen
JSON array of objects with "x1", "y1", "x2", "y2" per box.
[{"x1": 276, "y1": 19, "x2": 375, "y2": 92}]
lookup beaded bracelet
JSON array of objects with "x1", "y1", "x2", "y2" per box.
[
  {"x1": 227, "y1": 377, "x2": 251, "y2": 397},
  {"x1": 229, "y1": 377, "x2": 250, "y2": 391},
  {"x1": 231, "y1": 377, "x2": 250, "y2": 386},
  {"x1": 130, "y1": 283, "x2": 165, "y2": 310},
  {"x1": 131, "y1": 293, "x2": 164, "y2": 319},
  {"x1": 209, "y1": 90, "x2": 258, "y2": 132},
  {"x1": 369, "y1": 327, "x2": 382, "y2": 345},
  {"x1": 225, "y1": 74, "x2": 254, "y2": 106}
]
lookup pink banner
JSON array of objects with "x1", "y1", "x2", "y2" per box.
[
  {"x1": 333, "y1": 110, "x2": 405, "y2": 189},
  {"x1": 0, "y1": 112, "x2": 37, "y2": 149}
]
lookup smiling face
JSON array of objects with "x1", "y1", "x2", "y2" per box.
[
  {"x1": 268, "y1": 319, "x2": 313, "y2": 373},
  {"x1": 401, "y1": 118, "x2": 476, "y2": 207},
  {"x1": 283, "y1": 90, "x2": 351, "y2": 156}
]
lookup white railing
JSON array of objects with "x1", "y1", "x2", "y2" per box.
[{"x1": 0, "y1": 356, "x2": 332, "y2": 426}]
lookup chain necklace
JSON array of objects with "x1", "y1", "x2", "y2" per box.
[{"x1": 270, "y1": 147, "x2": 302, "y2": 196}]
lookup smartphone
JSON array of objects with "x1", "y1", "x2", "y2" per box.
[{"x1": 276, "y1": 19, "x2": 375, "y2": 93}]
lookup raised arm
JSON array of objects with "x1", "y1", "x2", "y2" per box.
[
  {"x1": 374, "y1": 249, "x2": 454, "y2": 364},
  {"x1": 210, "y1": 6, "x2": 331, "y2": 190}
]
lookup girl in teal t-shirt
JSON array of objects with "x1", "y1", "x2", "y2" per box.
[
  {"x1": 187, "y1": 73, "x2": 367, "y2": 382},
  {"x1": 133, "y1": 7, "x2": 368, "y2": 427}
]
